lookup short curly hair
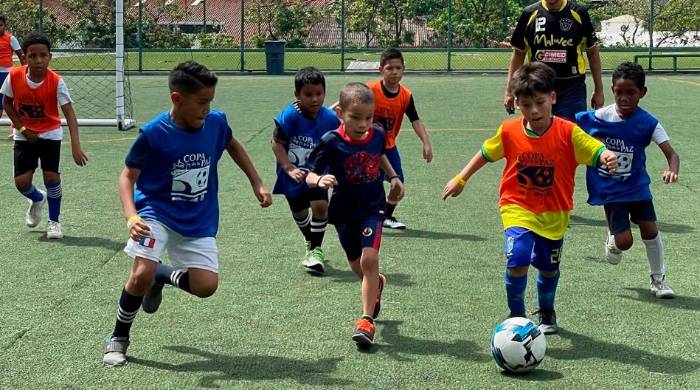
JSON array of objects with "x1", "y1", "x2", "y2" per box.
[{"x1": 612, "y1": 61, "x2": 645, "y2": 89}]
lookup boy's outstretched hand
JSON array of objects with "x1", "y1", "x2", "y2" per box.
[
  {"x1": 600, "y1": 150, "x2": 618, "y2": 174},
  {"x1": 442, "y1": 177, "x2": 466, "y2": 201},
  {"x1": 317, "y1": 174, "x2": 338, "y2": 189},
  {"x1": 662, "y1": 170, "x2": 678, "y2": 184},
  {"x1": 255, "y1": 184, "x2": 272, "y2": 208}
]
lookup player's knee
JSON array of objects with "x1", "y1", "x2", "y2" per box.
[
  {"x1": 42, "y1": 171, "x2": 60, "y2": 183},
  {"x1": 14, "y1": 175, "x2": 32, "y2": 192},
  {"x1": 192, "y1": 282, "x2": 218, "y2": 298},
  {"x1": 638, "y1": 222, "x2": 659, "y2": 241},
  {"x1": 615, "y1": 233, "x2": 633, "y2": 251},
  {"x1": 507, "y1": 266, "x2": 529, "y2": 278},
  {"x1": 310, "y1": 201, "x2": 328, "y2": 219},
  {"x1": 360, "y1": 251, "x2": 379, "y2": 273},
  {"x1": 126, "y1": 270, "x2": 155, "y2": 295}
]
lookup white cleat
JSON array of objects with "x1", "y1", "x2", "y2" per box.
[
  {"x1": 605, "y1": 234, "x2": 623, "y2": 265},
  {"x1": 46, "y1": 221, "x2": 64, "y2": 239},
  {"x1": 383, "y1": 217, "x2": 406, "y2": 229},
  {"x1": 26, "y1": 190, "x2": 47, "y2": 228},
  {"x1": 650, "y1": 274, "x2": 675, "y2": 299},
  {"x1": 103, "y1": 336, "x2": 129, "y2": 367},
  {"x1": 302, "y1": 248, "x2": 325, "y2": 275}
]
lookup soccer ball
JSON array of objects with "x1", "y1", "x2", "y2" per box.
[{"x1": 490, "y1": 317, "x2": 547, "y2": 373}]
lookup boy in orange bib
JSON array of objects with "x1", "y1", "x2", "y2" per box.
[
  {"x1": 443, "y1": 62, "x2": 617, "y2": 334},
  {"x1": 0, "y1": 14, "x2": 26, "y2": 139},
  {"x1": 1, "y1": 33, "x2": 87, "y2": 239}
]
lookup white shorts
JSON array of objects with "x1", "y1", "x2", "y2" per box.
[{"x1": 124, "y1": 219, "x2": 219, "y2": 273}]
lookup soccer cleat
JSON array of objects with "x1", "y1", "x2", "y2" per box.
[
  {"x1": 26, "y1": 190, "x2": 47, "y2": 228},
  {"x1": 650, "y1": 274, "x2": 675, "y2": 299},
  {"x1": 46, "y1": 220, "x2": 64, "y2": 239},
  {"x1": 302, "y1": 247, "x2": 325, "y2": 275},
  {"x1": 383, "y1": 217, "x2": 406, "y2": 230},
  {"x1": 373, "y1": 273, "x2": 386, "y2": 319},
  {"x1": 534, "y1": 308, "x2": 558, "y2": 335},
  {"x1": 142, "y1": 284, "x2": 164, "y2": 314},
  {"x1": 352, "y1": 318, "x2": 375, "y2": 348},
  {"x1": 605, "y1": 234, "x2": 623, "y2": 265},
  {"x1": 103, "y1": 336, "x2": 130, "y2": 367}
]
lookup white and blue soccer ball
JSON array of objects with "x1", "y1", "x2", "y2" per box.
[{"x1": 490, "y1": 317, "x2": 547, "y2": 373}]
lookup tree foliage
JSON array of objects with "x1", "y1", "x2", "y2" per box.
[{"x1": 246, "y1": 0, "x2": 323, "y2": 47}]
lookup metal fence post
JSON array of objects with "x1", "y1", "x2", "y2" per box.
[
  {"x1": 648, "y1": 0, "x2": 654, "y2": 71},
  {"x1": 340, "y1": 0, "x2": 346, "y2": 72},
  {"x1": 447, "y1": 0, "x2": 452, "y2": 72},
  {"x1": 203, "y1": 0, "x2": 207, "y2": 33},
  {"x1": 138, "y1": 0, "x2": 143, "y2": 73},
  {"x1": 240, "y1": 0, "x2": 245, "y2": 71},
  {"x1": 38, "y1": 0, "x2": 44, "y2": 33}
]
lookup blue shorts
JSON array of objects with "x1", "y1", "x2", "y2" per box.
[
  {"x1": 335, "y1": 214, "x2": 384, "y2": 261},
  {"x1": 553, "y1": 80, "x2": 587, "y2": 122},
  {"x1": 503, "y1": 227, "x2": 563, "y2": 272},
  {"x1": 0, "y1": 72, "x2": 7, "y2": 111},
  {"x1": 384, "y1": 146, "x2": 404, "y2": 183}
]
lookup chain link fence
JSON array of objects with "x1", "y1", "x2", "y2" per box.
[{"x1": 2, "y1": 0, "x2": 699, "y2": 73}]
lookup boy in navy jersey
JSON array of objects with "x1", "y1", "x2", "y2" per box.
[
  {"x1": 103, "y1": 61, "x2": 272, "y2": 367},
  {"x1": 271, "y1": 67, "x2": 340, "y2": 274},
  {"x1": 576, "y1": 62, "x2": 680, "y2": 298},
  {"x1": 305, "y1": 83, "x2": 403, "y2": 348}
]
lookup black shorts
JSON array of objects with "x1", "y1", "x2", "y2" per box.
[
  {"x1": 13, "y1": 139, "x2": 62, "y2": 177},
  {"x1": 285, "y1": 187, "x2": 328, "y2": 213},
  {"x1": 604, "y1": 200, "x2": 657, "y2": 235}
]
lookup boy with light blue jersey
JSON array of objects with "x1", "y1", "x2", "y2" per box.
[
  {"x1": 103, "y1": 61, "x2": 272, "y2": 367},
  {"x1": 271, "y1": 67, "x2": 340, "y2": 274},
  {"x1": 576, "y1": 62, "x2": 680, "y2": 299}
]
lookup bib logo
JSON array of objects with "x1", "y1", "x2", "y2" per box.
[
  {"x1": 343, "y1": 151, "x2": 381, "y2": 184},
  {"x1": 362, "y1": 227, "x2": 373, "y2": 237},
  {"x1": 559, "y1": 18, "x2": 573, "y2": 32},
  {"x1": 171, "y1": 153, "x2": 211, "y2": 202},
  {"x1": 515, "y1": 152, "x2": 555, "y2": 193},
  {"x1": 534, "y1": 34, "x2": 574, "y2": 47}
]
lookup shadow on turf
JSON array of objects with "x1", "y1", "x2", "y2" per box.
[
  {"x1": 501, "y1": 369, "x2": 564, "y2": 381},
  {"x1": 569, "y1": 215, "x2": 695, "y2": 234},
  {"x1": 129, "y1": 346, "x2": 353, "y2": 387},
  {"x1": 548, "y1": 329, "x2": 700, "y2": 374},
  {"x1": 619, "y1": 287, "x2": 700, "y2": 311},
  {"x1": 35, "y1": 233, "x2": 123, "y2": 251},
  {"x1": 376, "y1": 320, "x2": 491, "y2": 363},
  {"x1": 383, "y1": 228, "x2": 486, "y2": 241},
  {"x1": 322, "y1": 265, "x2": 416, "y2": 286}
]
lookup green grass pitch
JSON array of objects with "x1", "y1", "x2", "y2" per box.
[{"x1": 0, "y1": 74, "x2": 699, "y2": 388}]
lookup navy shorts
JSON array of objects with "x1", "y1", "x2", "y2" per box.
[
  {"x1": 503, "y1": 227, "x2": 563, "y2": 272},
  {"x1": 13, "y1": 139, "x2": 62, "y2": 177},
  {"x1": 384, "y1": 146, "x2": 404, "y2": 183},
  {"x1": 604, "y1": 200, "x2": 657, "y2": 235},
  {"x1": 335, "y1": 214, "x2": 384, "y2": 261},
  {"x1": 285, "y1": 187, "x2": 328, "y2": 213},
  {"x1": 0, "y1": 72, "x2": 7, "y2": 111},
  {"x1": 553, "y1": 80, "x2": 587, "y2": 122}
]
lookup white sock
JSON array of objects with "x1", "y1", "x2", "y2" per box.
[
  {"x1": 643, "y1": 233, "x2": 665, "y2": 276},
  {"x1": 607, "y1": 234, "x2": 622, "y2": 252}
]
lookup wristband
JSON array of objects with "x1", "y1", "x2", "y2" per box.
[
  {"x1": 18, "y1": 126, "x2": 26, "y2": 134},
  {"x1": 316, "y1": 175, "x2": 325, "y2": 187},
  {"x1": 454, "y1": 175, "x2": 467, "y2": 187},
  {"x1": 127, "y1": 214, "x2": 142, "y2": 227},
  {"x1": 388, "y1": 175, "x2": 400, "y2": 182}
]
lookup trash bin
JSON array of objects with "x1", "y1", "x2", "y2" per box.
[{"x1": 264, "y1": 40, "x2": 286, "y2": 75}]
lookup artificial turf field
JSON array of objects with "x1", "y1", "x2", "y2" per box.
[{"x1": 1, "y1": 73, "x2": 699, "y2": 389}]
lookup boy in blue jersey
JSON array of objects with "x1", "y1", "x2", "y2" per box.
[
  {"x1": 305, "y1": 83, "x2": 404, "y2": 348},
  {"x1": 103, "y1": 61, "x2": 272, "y2": 367},
  {"x1": 576, "y1": 62, "x2": 680, "y2": 299},
  {"x1": 271, "y1": 67, "x2": 340, "y2": 274}
]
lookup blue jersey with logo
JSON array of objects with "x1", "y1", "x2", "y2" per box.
[
  {"x1": 125, "y1": 110, "x2": 233, "y2": 237},
  {"x1": 305, "y1": 125, "x2": 386, "y2": 224},
  {"x1": 576, "y1": 108, "x2": 658, "y2": 205},
  {"x1": 273, "y1": 102, "x2": 340, "y2": 198}
]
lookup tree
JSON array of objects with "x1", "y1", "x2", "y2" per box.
[
  {"x1": 428, "y1": 0, "x2": 521, "y2": 47},
  {"x1": 0, "y1": 0, "x2": 71, "y2": 45},
  {"x1": 246, "y1": 0, "x2": 323, "y2": 47}
]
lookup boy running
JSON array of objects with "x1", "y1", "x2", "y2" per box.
[
  {"x1": 271, "y1": 67, "x2": 340, "y2": 274},
  {"x1": 576, "y1": 62, "x2": 680, "y2": 298},
  {"x1": 103, "y1": 61, "x2": 272, "y2": 367},
  {"x1": 443, "y1": 62, "x2": 617, "y2": 334}
]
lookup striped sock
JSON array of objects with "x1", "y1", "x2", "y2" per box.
[
  {"x1": 309, "y1": 217, "x2": 327, "y2": 249},
  {"x1": 21, "y1": 185, "x2": 44, "y2": 203},
  {"x1": 112, "y1": 289, "x2": 143, "y2": 338},
  {"x1": 154, "y1": 263, "x2": 192, "y2": 294},
  {"x1": 293, "y1": 212, "x2": 312, "y2": 242},
  {"x1": 45, "y1": 181, "x2": 62, "y2": 222}
]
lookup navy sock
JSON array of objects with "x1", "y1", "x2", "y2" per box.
[
  {"x1": 537, "y1": 271, "x2": 560, "y2": 310},
  {"x1": 112, "y1": 289, "x2": 143, "y2": 338},
  {"x1": 45, "y1": 180, "x2": 62, "y2": 222},
  {"x1": 309, "y1": 217, "x2": 327, "y2": 250},
  {"x1": 21, "y1": 185, "x2": 44, "y2": 203},
  {"x1": 385, "y1": 203, "x2": 397, "y2": 219},
  {"x1": 154, "y1": 263, "x2": 192, "y2": 294},
  {"x1": 504, "y1": 271, "x2": 528, "y2": 317}
]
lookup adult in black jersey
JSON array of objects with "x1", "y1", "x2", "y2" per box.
[{"x1": 504, "y1": 0, "x2": 604, "y2": 121}]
